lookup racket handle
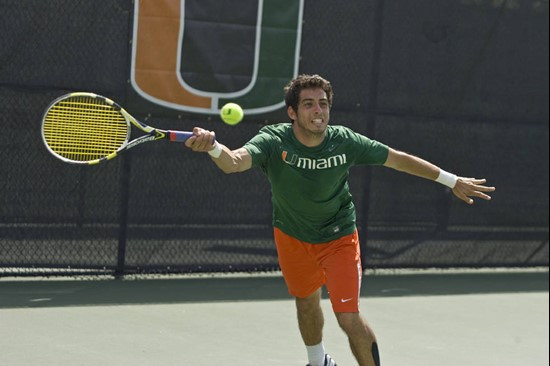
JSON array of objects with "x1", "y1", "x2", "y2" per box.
[
  {"x1": 168, "y1": 130, "x2": 217, "y2": 143},
  {"x1": 168, "y1": 131, "x2": 193, "y2": 142}
]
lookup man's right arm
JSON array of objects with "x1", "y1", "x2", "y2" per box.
[
  {"x1": 184, "y1": 127, "x2": 252, "y2": 174},
  {"x1": 210, "y1": 145, "x2": 252, "y2": 174}
]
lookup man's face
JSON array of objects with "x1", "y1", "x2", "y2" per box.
[{"x1": 288, "y1": 88, "x2": 330, "y2": 140}]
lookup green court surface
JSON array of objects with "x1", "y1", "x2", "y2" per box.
[{"x1": 0, "y1": 270, "x2": 548, "y2": 365}]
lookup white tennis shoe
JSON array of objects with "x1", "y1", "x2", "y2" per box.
[{"x1": 306, "y1": 354, "x2": 337, "y2": 366}]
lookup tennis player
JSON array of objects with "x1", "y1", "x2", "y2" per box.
[{"x1": 185, "y1": 74, "x2": 495, "y2": 366}]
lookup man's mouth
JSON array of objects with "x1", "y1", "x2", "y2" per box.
[{"x1": 312, "y1": 118, "x2": 324, "y2": 126}]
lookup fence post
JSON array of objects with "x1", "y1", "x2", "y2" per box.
[
  {"x1": 115, "y1": 155, "x2": 132, "y2": 278},
  {"x1": 361, "y1": 0, "x2": 386, "y2": 270}
]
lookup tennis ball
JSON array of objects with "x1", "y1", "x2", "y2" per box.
[{"x1": 220, "y1": 103, "x2": 244, "y2": 125}]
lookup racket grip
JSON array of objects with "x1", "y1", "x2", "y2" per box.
[
  {"x1": 168, "y1": 131, "x2": 194, "y2": 142},
  {"x1": 168, "y1": 130, "x2": 217, "y2": 143}
]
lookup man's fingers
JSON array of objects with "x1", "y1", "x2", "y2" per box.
[
  {"x1": 472, "y1": 190, "x2": 492, "y2": 201},
  {"x1": 458, "y1": 177, "x2": 496, "y2": 192},
  {"x1": 184, "y1": 135, "x2": 196, "y2": 148},
  {"x1": 454, "y1": 184, "x2": 494, "y2": 205},
  {"x1": 185, "y1": 128, "x2": 216, "y2": 151},
  {"x1": 454, "y1": 188, "x2": 474, "y2": 205},
  {"x1": 470, "y1": 178, "x2": 486, "y2": 184},
  {"x1": 473, "y1": 184, "x2": 496, "y2": 192}
]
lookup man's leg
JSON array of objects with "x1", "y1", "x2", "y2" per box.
[
  {"x1": 319, "y1": 230, "x2": 380, "y2": 365},
  {"x1": 335, "y1": 312, "x2": 380, "y2": 366},
  {"x1": 273, "y1": 228, "x2": 329, "y2": 365},
  {"x1": 297, "y1": 288, "x2": 335, "y2": 366},
  {"x1": 296, "y1": 288, "x2": 324, "y2": 345}
]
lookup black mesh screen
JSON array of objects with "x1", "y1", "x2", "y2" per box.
[{"x1": 1, "y1": 0, "x2": 548, "y2": 277}]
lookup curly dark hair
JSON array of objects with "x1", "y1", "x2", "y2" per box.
[{"x1": 284, "y1": 74, "x2": 334, "y2": 112}]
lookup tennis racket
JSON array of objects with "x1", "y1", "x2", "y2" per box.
[{"x1": 41, "y1": 92, "x2": 198, "y2": 165}]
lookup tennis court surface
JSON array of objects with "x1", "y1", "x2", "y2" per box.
[{"x1": 0, "y1": 269, "x2": 548, "y2": 366}]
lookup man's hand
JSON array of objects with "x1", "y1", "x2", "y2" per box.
[
  {"x1": 453, "y1": 178, "x2": 495, "y2": 205},
  {"x1": 184, "y1": 127, "x2": 216, "y2": 152}
]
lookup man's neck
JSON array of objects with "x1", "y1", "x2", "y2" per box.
[{"x1": 292, "y1": 124, "x2": 326, "y2": 147}]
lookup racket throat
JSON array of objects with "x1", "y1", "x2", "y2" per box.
[{"x1": 126, "y1": 130, "x2": 165, "y2": 150}]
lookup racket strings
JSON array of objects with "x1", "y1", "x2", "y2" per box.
[{"x1": 43, "y1": 96, "x2": 129, "y2": 162}]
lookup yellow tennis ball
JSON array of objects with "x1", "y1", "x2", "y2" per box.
[{"x1": 220, "y1": 103, "x2": 244, "y2": 125}]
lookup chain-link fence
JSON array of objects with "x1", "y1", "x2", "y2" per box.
[{"x1": 1, "y1": 0, "x2": 548, "y2": 277}]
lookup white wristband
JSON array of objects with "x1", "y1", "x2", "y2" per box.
[
  {"x1": 207, "y1": 141, "x2": 222, "y2": 158},
  {"x1": 436, "y1": 169, "x2": 458, "y2": 188}
]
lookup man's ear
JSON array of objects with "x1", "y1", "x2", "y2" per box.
[{"x1": 287, "y1": 105, "x2": 297, "y2": 121}]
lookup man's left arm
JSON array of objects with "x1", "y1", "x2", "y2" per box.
[{"x1": 383, "y1": 148, "x2": 496, "y2": 205}]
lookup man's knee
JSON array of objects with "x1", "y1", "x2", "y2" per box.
[
  {"x1": 296, "y1": 288, "x2": 322, "y2": 312},
  {"x1": 336, "y1": 312, "x2": 380, "y2": 365},
  {"x1": 335, "y1": 312, "x2": 377, "y2": 341},
  {"x1": 335, "y1": 312, "x2": 362, "y2": 331}
]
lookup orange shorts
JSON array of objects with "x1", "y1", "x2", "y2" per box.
[{"x1": 273, "y1": 228, "x2": 362, "y2": 313}]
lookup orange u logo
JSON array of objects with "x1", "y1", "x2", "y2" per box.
[{"x1": 130, "y1": 0, "x2": 304, "y2": 115}]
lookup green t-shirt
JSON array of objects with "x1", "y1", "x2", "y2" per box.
[{"x1": 244, "y1": 123, "x2": 389, "y2": 243}]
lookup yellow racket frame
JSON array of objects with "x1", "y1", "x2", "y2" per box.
[
  {"x1": 41, "y1": 92, "x2": 166, "y2": 165},
  {"x1": 42, "y1": 92, "x2": 198, "y2": 165}
]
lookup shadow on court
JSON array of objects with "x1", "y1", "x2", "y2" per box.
[{"x1": 0, "y1": 271, "x2": 547, "y2": 309}]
